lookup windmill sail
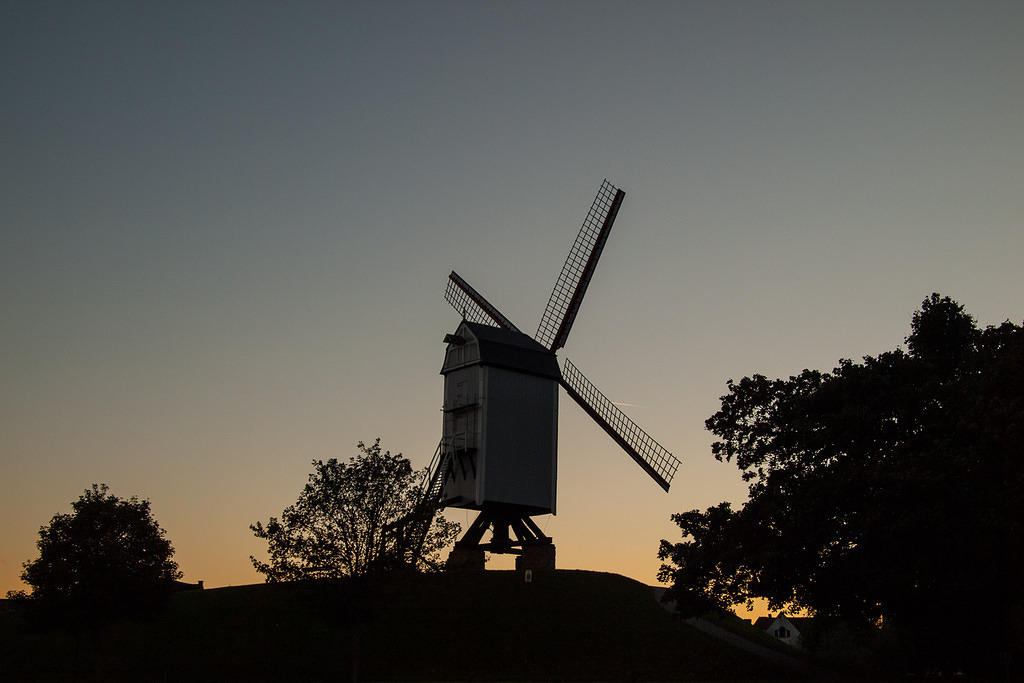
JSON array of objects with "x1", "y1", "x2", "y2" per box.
[
  {"x1": 444, "y1": 271, "x2": 520, "y2": 331},
  {"x1": 535, "y1": 180, "x2": 625, "y2": 351},
  {"x1": 559, "y1": 358, "x2": 679, "y2": 492}
]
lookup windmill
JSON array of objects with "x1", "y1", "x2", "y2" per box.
[{"x1": 410, "y1": 180, "x2": 680, "y2": 572}]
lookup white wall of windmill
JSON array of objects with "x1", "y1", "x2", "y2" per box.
[
  {"x1": 478, "y1": 365, "x2": 558, "y2": 514},
  {"x1": 441, "y1": 364, "x2": 483, "y2": 509}
]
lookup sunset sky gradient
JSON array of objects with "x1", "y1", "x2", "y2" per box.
[{"x1": 3, "y1": 1, "x2": 1023, "y2": 603}]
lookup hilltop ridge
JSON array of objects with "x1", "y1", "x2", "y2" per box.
[{"x1": 1, "y1": 569, "x2": 791, "y2": 681}]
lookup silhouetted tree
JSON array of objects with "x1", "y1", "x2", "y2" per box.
[
  {"x1": 251, "y1": 438, "x2": 460, "y2": 581},
  {"x1": 17, "y1": 484, "x2": 182, "y2": 623},
  {"x1": 659, "y1": 294, "x2": 1023, "y2": 675}
]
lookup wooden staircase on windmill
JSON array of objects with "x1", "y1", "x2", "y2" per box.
[{"x1": 388, "y1": 440, "x2": 454, "y2": 568}]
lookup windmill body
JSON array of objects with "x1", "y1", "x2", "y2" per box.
[
  {"x1": 440, "y1": 321, "x2": 559, "y2": 515},
  {"x1": 430, "y1": 180, "x2": 681, "y2": 573}
]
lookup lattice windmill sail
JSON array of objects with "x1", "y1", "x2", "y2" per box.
[
  {"x1": 560, "y1": 358, "x2": 678, "y2": 491},
  {"x1": 535, "y1": 180, "x2": 624, "y2": 352},
  {"x1": 436, "y1": 179, "x2": 681, "y2": 572},
  {"x1": 444, "y1": 272, "x2": 520, "y2": 332}
]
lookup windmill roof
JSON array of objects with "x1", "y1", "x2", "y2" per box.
[{"x1": 451, "y1": 321, "x2": 560, "y2": 380}]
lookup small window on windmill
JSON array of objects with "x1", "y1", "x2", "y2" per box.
[{"x1": 455, "y1": 380, "x2": 466, "y2": 407}]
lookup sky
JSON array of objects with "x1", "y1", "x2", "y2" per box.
[{"x1": 3, "y1": 1, "x2": 1023, "y2": 606}]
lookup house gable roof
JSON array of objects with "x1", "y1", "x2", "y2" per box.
[{"x1": 755, "y1": 613, "x2": 812, "y2": 634}]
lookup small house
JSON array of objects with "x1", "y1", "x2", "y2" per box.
[{"x1": 753, "y1": 613, "x2": 812, "y2": 648}]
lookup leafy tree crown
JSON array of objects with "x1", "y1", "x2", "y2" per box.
[
  {"x1": 18, "y1": 484, "x2": 181, "y2": 616},
  {"x1": 251, "y1": 438, "x2": 460, "y2": 581},
  {"x1": 659, "y1": 294, "x2": 1023, "y2": 673}
]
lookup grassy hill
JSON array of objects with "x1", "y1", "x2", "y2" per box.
[{"x1": 1, "y1": 570, "x2": 794, "y2": 681}]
